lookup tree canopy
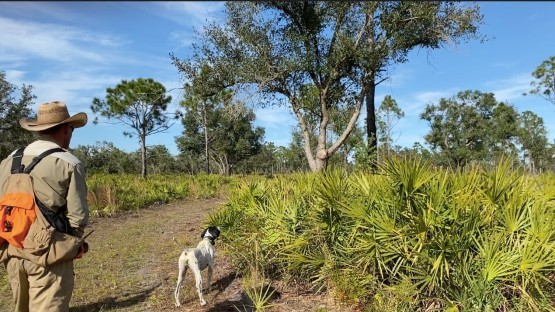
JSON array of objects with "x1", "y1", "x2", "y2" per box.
[
  {"x1": 172, "y1": 1, "x2": 484, "y2": 171},
  {"x1": 420, "y1": 90, "x2": 520, "y2": 167},
  {"x1": 90, "y1": 78, "x2": 175, "y2": 178},
  {"x1": 0, "y1": 71, "x2": 36, "y2": 159},
  {"x1": 517, "y1": 111, "x2": 553, "y2": 172},
  {"x1": 526, "y1": 56, "x2": 555, "y2": 105},
  {"x1": 177, "y1": 93, "x2": 264, "y2": 175}
]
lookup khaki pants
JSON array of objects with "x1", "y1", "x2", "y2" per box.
[{"x1": 6, "y1": 257, "x2": 74, "y2": 312}]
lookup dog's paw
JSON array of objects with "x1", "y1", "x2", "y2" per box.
[
  {"x1": 175, "y1": 302, "x2": 181, "y2": 307},
  {"x1": 200, "y1": 299, "x2": 207, "y2": 306}
]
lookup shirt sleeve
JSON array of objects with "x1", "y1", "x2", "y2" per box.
[{"x1": 66, "y1": 162, "x2": 89, "y2": 237}]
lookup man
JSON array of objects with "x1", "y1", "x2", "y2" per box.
[{"x1": 0, "y1": 101, "x2": 90, "y2": 312}]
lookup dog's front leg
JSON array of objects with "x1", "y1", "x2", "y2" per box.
[{"x1": 192, "y1": 268, "x2": 206, "y2": 306}]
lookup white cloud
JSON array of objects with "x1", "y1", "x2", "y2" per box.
[
  {"x1": 0, "y1": 17, "x2": 123, "y2": 63},
  {"x1": 28, "y1": 72, "x2": 123, "y2": 112},
  {"x1": 396, "y1": 89, "x2": 457, "y2": 118},
  {"x1": 0, "y1": 2, "x2": 74, "y2": 21},
  {"x1": 4, "y1": 70, "x2": 27, "y2": 83},
  {"x1": 150, "y1": 2, "x2": 225, "y2": 27},
  {"x1": 0, "y1": 52, "x2": 25, "y2": 66},
  {"x1": 413, "y1": 90, "x2": 453, "y2": 104},
  {"x1": 484, "y1": 73, "x2": 532, "y2": 102},
  {"x1": 169, "y1": 31, "x2": 196, "y2": 53}
]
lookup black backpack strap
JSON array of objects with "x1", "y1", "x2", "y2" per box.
[
  {"x1": 10, "y1": 147, "x2": 26, "y2": 174},
  {"x1": 23, "y1": 148, "x2": 66, "y2": 174},
  {"x1": 36, "y1": 200, "x2": 73, "y2": 235}
]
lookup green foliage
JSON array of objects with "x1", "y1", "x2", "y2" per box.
[
  {"x1": 0, "y1": 71, "x2": 36, "y2": 159},
  {"x1": 91, "y1": 78, "x2": 176, "y2": 177},
  {"x1": 377, "y1": 95, "x2": 405, "y2": 157},
  {"x1": 173, "y1": 2, "x2": 483, "y2": 172},
  {"x1": 240, "y1": 281, "x2": 276, "y2": 312},
  {"x1": 421, "y1": 90, "x2": 521, "y2": 167},
  {"x1": 420, "y1": 90, "x2": 554, "y2": 172},
  {"x1": 72, "y1": 142, "x2": 191, "y2": 175},
  {"x1": 216, "y1": 157, "x2": 555, "y2": 310},
  {"x1": 177, "y1": 90, "x2": 264, "y2": 175},
  {"x1": 517, "y1": 111, "x2": 553, "y2": 172},
  {"x1": 526, "y1": 55, "x2": 555, "y2": 105},
  {"x1": 72, "y1": 141, "x2": 139, "y2": 174}
]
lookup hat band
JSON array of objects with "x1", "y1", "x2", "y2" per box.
[{"x1": 35, "y1": 107, "x2": 71, "y2": 125}]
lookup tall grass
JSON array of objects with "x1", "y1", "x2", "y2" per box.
[
  {"x1": 87, "y1": 173, "x2": 237, "y2": 215},
  {"x1": 210, "y1": 156, "x2": 555, "y2": 311}
]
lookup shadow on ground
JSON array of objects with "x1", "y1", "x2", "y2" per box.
[
  {"x1": 70, "y1": 282, "x2": 161, "y2": 312},
  {"x1": 214, "y1": 271, "x2": 239, "y2": 295},
  {"x1": 205, "y1": 290, "x2": 254, "y2": 312},
  {"x1": 207, "y1": 283, "x2": 281, "y2": 312},
  {"x1": 175, "y1": 271, "x2": 245, "y2": 308}
]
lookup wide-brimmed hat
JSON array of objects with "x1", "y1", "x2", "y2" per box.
[{"x1": 19, "y1": 101, "x2": 87, "y2": 132}]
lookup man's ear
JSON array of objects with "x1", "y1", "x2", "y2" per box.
[{"x1": 65, "y1": 123, "x2": 72, "y2": 134}]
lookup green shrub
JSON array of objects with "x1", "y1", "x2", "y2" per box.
[{"x1": 215, "y1": 156, "x2": 555, "y2": 311}]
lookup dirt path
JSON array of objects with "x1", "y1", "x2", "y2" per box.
[{"x1": 62, "y1": 198, "x2": 352, "y2": 312}]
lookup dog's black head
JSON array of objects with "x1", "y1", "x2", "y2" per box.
[{"x1": 201, "y1": 226, "x2": 221, "y2": 244}]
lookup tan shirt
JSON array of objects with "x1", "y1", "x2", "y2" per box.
[{"x1": 0, "y1": 140, "x2": 89, "y2": 237}]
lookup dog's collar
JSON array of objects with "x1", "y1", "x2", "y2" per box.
[
  {"x1": 203, "y1": 237, "x2": 216, "y2": 245},
  {"x1": 203, "y1": 232, "x2": 216, "y2": 244}
]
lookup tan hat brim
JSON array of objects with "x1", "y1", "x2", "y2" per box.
[{"x1": 19, "y1": 112, "x2": 88, "y2": 132}]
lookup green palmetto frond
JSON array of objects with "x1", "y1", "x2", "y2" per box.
[
  {"x1": 483, "y1": 156, "x2": 522, "y2": 207},
  {"x1": 379, "y1": 155, "x2": 436, "y2": 212},
  {"x1": 313, "y1": 168, "x2": 349, "y2": 233},
  {"x1": 475, "y1": 233, "x2": 519, "y2": 282},
  {"x1": 528, "y1": 197, "x2": 555, "y2": 243},
  {"x1": 499, "y1": 191, "x2": 532, "y2": 236},
  {"x1": 516, "y1": 234, "x2": 555, "y2": 291}
]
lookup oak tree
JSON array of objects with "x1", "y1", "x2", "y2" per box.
[
  {"x1": 420, "y1": 90, "x2": 519, "y2": 167},
  {"x1": 172, "y1": 1, "x2": 484, "y2": 171}
]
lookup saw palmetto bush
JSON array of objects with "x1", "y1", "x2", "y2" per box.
[
  {"x1": 214, "y1": 157, "x2": 555, "y2": 311},
  {"x1": 207, "y1": 174, "x2": 317, "y2": 279}
]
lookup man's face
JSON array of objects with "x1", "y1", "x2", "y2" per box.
[{"x1": 63, "y1": 124, "x2": 74, "y2": 149}]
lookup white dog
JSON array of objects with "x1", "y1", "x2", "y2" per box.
[{"x1": 174, "y1": 226, "x2": 221, "y2": 307}]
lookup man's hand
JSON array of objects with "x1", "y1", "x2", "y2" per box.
[{"x1": 74, "y1": 242, "x2": 89, "y2": 259}]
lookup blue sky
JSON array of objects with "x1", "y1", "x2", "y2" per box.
[{"x1": 1, "y1": 2, "x2": 554, "y2": 155}]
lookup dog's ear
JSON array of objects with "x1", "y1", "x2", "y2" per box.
[{"x1": 201, "y1": 228, "x2": 208, "y2": 239}]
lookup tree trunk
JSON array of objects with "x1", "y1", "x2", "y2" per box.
[
  {"x1": 365, "y1": 80, "x2": 377, "y2": 169},
  {"x1": 140, "y1": 133, "x2": 147, "y2": 178},
  {"x1": 203, "y1": 101, "x2": 210, "y2": 174},
  {"x1": 314, "y1": 148, "x2": 328, "y2": 172}
]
